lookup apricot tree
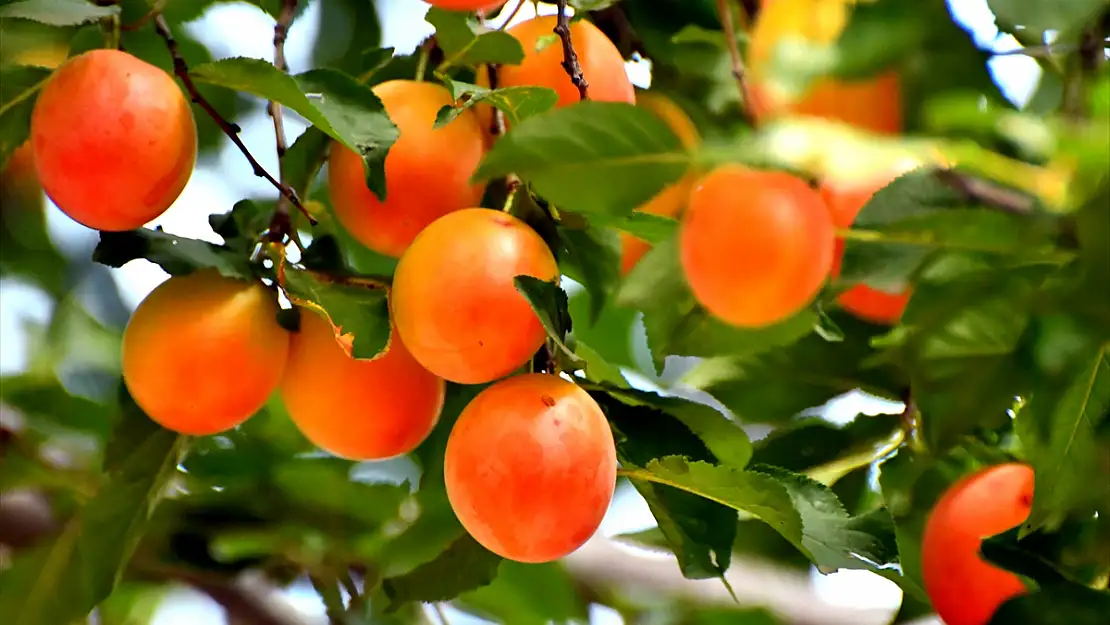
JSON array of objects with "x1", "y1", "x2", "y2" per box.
[{"x1": 0, "y1": 1, "x2": 1108, "y2": 625}]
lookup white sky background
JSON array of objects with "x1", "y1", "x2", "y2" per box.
[{"x1": 0, "y1": 0, "x2": 1043, "y2": 623}]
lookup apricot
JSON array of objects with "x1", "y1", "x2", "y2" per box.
[
  {"x1": 279, "y1": 308, "x2": 446, "y2": 460},
  {"x1": 746, "y1": 0, "x2": 903, "y2": 135},
  {"x1": 621, "y1": 91, "x2": 701, "y2": 276},
  {"x1": 1, "y1": 142, "x2": 42, "y2": 211},
  {"x1": 922, "y1": 463, "x2": 1034, "y2": 625},
  {"x1": 391, "y1": 208, "x2": 559, "y2": 385},
  {"x1": 820, "y1": 173, "x2": 910, "y2": 324},
  {"x1": 679, "y1": 165, "x2": 835, "y2": 327},
  {"x1": 444, "y1": 373, "x2": 617, "y2": 562},
  {"x1": 31, "y1": 49, "x2": 197, "y2": 231},
  {"x1": 425, "y1": 0, "x2": 504, "y2": 10},
  {"x1": 327, "y1": 80, "x2": 487, "y2": 259},
  {"x1": 122, "y1": 270, "x2": 289, "y2": 435}
]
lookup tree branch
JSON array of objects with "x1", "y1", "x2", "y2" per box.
[
  {"x1": 934, "y1": 168, "x2": 1035, "y2": 214},
  {"x1": 554, "y1": 0, "x2": 588, "y2": 100},
  {"x1": 151, "y1": 13, "x2": 315, "y2": 226},
  {"x1": 716, "y1": 0, "x2": 755, "y2": 125},
  {"x1": 266, "y1": 0, "x2": 301, "y2": 244}
]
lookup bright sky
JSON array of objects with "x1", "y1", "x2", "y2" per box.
[{"x1": 0, "y1": 1, "x2": 1042, "y2": 623}]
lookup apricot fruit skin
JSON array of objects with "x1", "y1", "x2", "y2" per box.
[
  {"x1": 121, "y1": 270, "x2": 290, "y2": 436},
  {"x1": 280, "y1": 309, "x2": 446, "y2": 460},
  {"x1": 425, "y1": 0, "x2": 504, "y2": 10},
  {"x1": 391, "y1": 208, "x2": 559, "y2": 385},
  {"x1": 922, "y1": 463, "x2": 1034, "y2": 625},
  {"x1": 820, "y1": 174, "x2": 910, "y2": 324},
  {"x1": 679, "y1": 165, "x2": 835, "y2": 327},
  {"x1": 31, "y1": 49, "x2": 197, "y2": 231},
  {"x1": 621, "y1": 91, "x2": 701, "y2": 276},
  {"x1": 444, "y1": 373, "x2": 617, "y2": 563},
  {"x1": 327, "y1": 80, "x2": 487, "y2": 258}
]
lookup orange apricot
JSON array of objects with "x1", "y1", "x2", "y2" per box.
[
  {"x1": 746, "y1": 0, "x2": 902, "y2": 135},
  {"x1": 391, "y1": 208, "x2": 559, "y2": 385},
  {"x1": 122, "y1": 270, "x2": 289, "y2": 435},
  {"x1": 444, "y1": 373, "x2": 617, "y2": 562},
  {"x1": 327, "y1": 79, "x2": 487, "y2": 258},
  {"x1": 1, "y1": 142, "x2": 42, "y2": 211},
  {"x1": 620, "y1": 91, "x2": 701, "y2": 276},
  {"x1": 922, "y1": 462, "x2": 1034, "y2": 625},
  {"x1": 279, "y1": 308, "x2": 446, "y2": 460},
  {"x1": 820, "y1": 173, "x2": 910, "y2": 324},
  {"x1": 425, "y1": 0, "x2": 504, "y2": 10},
  {"x1": 679, "y1": 165, "x2": 835, "y2": 327},
  {"x1": 31, "y1": 49, "x2": 197, "y2": 231}
]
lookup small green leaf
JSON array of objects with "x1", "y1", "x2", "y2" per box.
[
  {"x1": 555, "y1": 225, "x2": 621, "y2": 325},
  {"x1": 280, "y1": 266, "x2": 391, "y2": 360},
  {"x1": 380, "y1": 534, "x2": 504, "y2": 610},
  {"x1": 208, "y1": 200, "x2": 270, "y2": 254},
  {"x1": 425, "y1": 7, "x2": 525, "y2": 69},
  {"x1": 473, "y1": 101, "x2": 691, "y2": 216},
  {"x1": 92, "y1": 229, "x2": 255, "y2": 280},
  {"x1": 436, "y1": 79, "x2": 557, "y2": 128},
  {"x1": 0, "y1": 389, "x2": 185, "y2": 625},
  {"x1": 1017, "y1": 345, "x2": 1110, "y2": 532},
  {"x1": 570, "y1": 0, "x2": 621, "y2": 11},
  {"x1": 0, "y1": 0, "x2": 118, "y2": 26},
  {"x1": 458, "y1": 561, "x2": 589, "y2": 625},
  {"x1": 513, "y1": 275, "x2": 578, "y2": 362},
  {"x1": 189, "y1": 59, "x2": 399, "y2": 200},
  {"x1": 988, "y1": 0, "x2": 1108, "y2": 39},
  {"x1": 281, "y1": 127, "x2": 330, "y2": 198},
  {"x1": 582, "y1": 210, "x2": 680, "y2": 245},
  {"x1": 619, "y1": 235, "x2": 820, "y2": 372},
  {"x1": 749, "y1": 413, "x2": 905, "y2": 473},
  {"x1": 0, "y1": 64, "x2": 51, "y2": 169}
]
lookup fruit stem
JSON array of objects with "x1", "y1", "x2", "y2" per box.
[
  {"x1": 151, "y1": 13, "x2": 316, "y2": 227},
  {"x1": 415, "y1": 39, "x2": 432, "y2": 82},
  {"x1": 715, "y1": 0, "x2": 755, "y2": 126},
  {"x1": 554, "y1": 0, "x2": 589, "y2": 100}
]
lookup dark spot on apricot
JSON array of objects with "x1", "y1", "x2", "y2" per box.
[{"x1": 541, "y1": 395, "x2": 556, "y2": 407}]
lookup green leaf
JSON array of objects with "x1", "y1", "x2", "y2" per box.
[
  {"x1": 618, "y1": 235, "x2": 819, "y2": 372},
  {"x1": 208, "y1": 200, "x2": 271, "y2": 254},
  {"x1": 271, "y1": 457, "x2": 411, "y2": 527},
  {"x1": 988, "y1": 0, "x2": 1108, "y2": 38},
  {"x1": 92, "y1": 229, "x2": 255, "y2": 280},
  {"x1": 581, "y1": 210, "x2": 680, "y2": 245},
  {"x1": 595, "y1": 393, "x2": 739, "y2": 579},
  {"x1": 839, "y1": 168, "x2": 1062, "y2": 293},
  {"x1": 0, "y1": 393, "x2": 185, "y2": 625},
  {"x1": 189, "y1": 59, "x2": 399, "y2": 200},
  {"x1": 380, "y1": 534, "x2": 503, "y2": 610},
  {"x1": 0, "y1": 373, "x2": 115, "y2": 437},
  {"x1": 0, "y1": 0, "x2": 118, "y2": 26},
  {"x1": 280, "y1": 266, "x2": 391, "y2": 360},
  {"x1": 513, "y1": 276, "x2": 578, "y2": 362},
  {"x1": 556, "y1": 225, "x2": 621, "y2": 325},
  {"x1": 0, "y1": 64, "x2": 50, "y2": 169},
  {"x1": 987, "y1": 582, "x2": 1110, "y2": 625},
  {"x1": 457, "y1": 561, "x2": 588, "y2": 625},
  {"x1": 570, "y1": 0, "x2": 621, "y2": 11},
  {"x1": 1016, "y1": 345, "x2": 1110, "y2": 532},
  {"x1": 749, "y1": 413, "x2": 905, "y2": 473},
  {"x1": 281, "y1": 127, "x2": 330, "y2": 198},
  {"x1": 426, "y1": 7, "x2": 525, "y2": 69},
  {"x1": 435, "y1": 79, "x2": 557, "y2": 128},
  {"x1": 749, "y1": 465, "x2": 898, "y2": 574},
  {"x1": 681, "y1": 312, "x2": 904, "y2": 423},
  {"x1": 473, "y1": 101, "x2": 691, "y2": 216}
]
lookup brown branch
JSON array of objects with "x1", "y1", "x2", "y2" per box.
[
  {"x1": 152, "y1": 14, "x2": 315, "y2": 226},
  {"x1": 266, "y1": 0, "x2": 300, "y2": 244},
  {"x1": 934, "y1": 168, "x2": 1035, "y2": 214},
  {"x1": 716, "y1": 0, "x2": 755, "y2": 124},
  {"x1": 554, "y1": 0, "x2": 588, "y2": 100}
]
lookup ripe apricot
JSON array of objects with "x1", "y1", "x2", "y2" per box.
[
  {"x1": 922, "y1": 463, "x2": 1034, "y2": 625},
  {"x1": 279, "y1": 308, "x2": 446, "y2": 460},
  {"x1": 327, "y1": 79, "x2": 487, "y2": 258},
  {"x1": 391, "y1": 208, "x2": 559, "y2": 385},
  {"x1": 746, "y1": 0, "x2": 902, "y2": 135},
  {"x1": 820, "y1": 173, "x2": 910, "y2": 324},
  {"x1": 425, "y1": 0, "x2": 504, "y2": 10},
  {"x1": 679, "y1": 165, "x2": 835, "y2": 327},
  {"x1": 444, "y1": 373, "x2": 616, "y2": 562},
  {"x1": 1, "y1": 142, "x2": 42, "y2": 211},
  {"x1": 621, "y1": 91, "x2": 701, "y2": 275},
  {"x1": 31, "y1": 49, "x2": 197, "y2": 231},
  {"x1": 122, "y1": 270, "x2": 289, "y2": 435}
]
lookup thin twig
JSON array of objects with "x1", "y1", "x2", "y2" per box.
[
  {"x1": 554, "y1": 0, "x2": 588, "y2": 99},
  {"x1": 152, "y1": 14, "x2": 315, "y2": 225},
  {"x1": 120, "y1": 0, "x2": 162, "y2": 32},
  {"x1": 934, "y1": 168, "x2": 1035, "y2": 214},
  {"x1": 486, "y1": 63, "x2": 508, "y2": 138},
  {"x1": 716, "y1": 0, "x2": 755, "y2": 124},
  {"x1": 496, "y1": 0, "x2": 526, "y2": 30},
  {"x1": 266, "y1": 0, "x2": 300, "y2": 244}
]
